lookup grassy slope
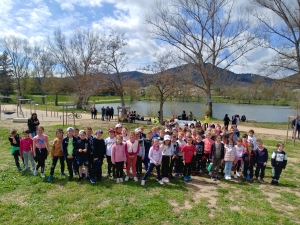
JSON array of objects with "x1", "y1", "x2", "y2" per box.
[{"x1": 0, "y1": 124, "x2": 299, "y2": 225}]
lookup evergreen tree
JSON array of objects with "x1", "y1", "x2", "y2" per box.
[{"x1": 0, "y1": 51, "x2": 14, "y2": 98}]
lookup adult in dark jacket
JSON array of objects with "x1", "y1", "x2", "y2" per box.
[
  {"x1": 27, "y1": 113, "x2": 40, "y2": 137},
  {"x1": 105, "y1": 106, "x2": 111, "y2": 121},
  {"x1": 101, "y1": 107, "x2": 106, "y2": 121},
  {"x1": 223, "y1": 114, "x2": 230, "y2": 130},
  {"x1": 110, "y1": 107, "x2": 114, "y2": 120}
]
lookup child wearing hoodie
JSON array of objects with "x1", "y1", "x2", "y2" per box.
[
  {"x1": 224, "y1": 138, "x2": 236, "y2": 180},
  {"x1": 271, "y1": 142, "x2": 287, "y2": 186},
  {"x1": 111, "y1": 135, "x2": 127, "y2": 183},
  {"x1": 255, "y1": 139, "x2": 268, "y2": 183},
  {"x1": 242, "y1": 142, "x2": 257, "y2": 182}
]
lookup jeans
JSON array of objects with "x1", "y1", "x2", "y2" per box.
[
  {"x1": 224, "y1": 161, "x2": 233, "y2": 177},
  {"x1": 91, "y1": 158, "x2": 103, "y2": 180},
  {"x1": 243, "y1": 164, "x2": 254, "y2": 179},
  {"x1": 212, "y1": 158, "x2": 222, "y2": 178},
  {"x1": 126, "y1": 155, "x2": 137, "y2": 177},
  {"x1": 31, "y1": 131, "x2": 37, "y2": 138},
  {"x1": 142, "y1": 163, "x2": 161, "y2": 181},
  {"x1": 66, "y1": 158, "x2": 74, "y2": 178},
  {"x1": 255, "y1": 163, "x2": 266, "y2": 179},
  {"x1": 22, "y1": 151, "x2": 35, "y2": 170},
  {"x1": 143, "y1": 153, "x2": 150, "y2": 171},
  {"x1": 50, "y1": 156, "x2": 65, "y2": 176}
]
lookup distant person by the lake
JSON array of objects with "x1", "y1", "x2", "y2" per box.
[
  {"x1": 182, "y1": 111, "x2": 187, "y2": 120},
  {"x1": 94, "y1": 107, "x2": 98, "y2": 119},
  {"x1": 90, "y1": 107, "x2": 95, "y2": 119},
  {"x1": 291, "y1": 116, "x2": 300, "y2": 139},
  {"x1": 241, "y1": 115, "x2": 246, "y2": 122},
  {"x1": 188, "y1": 111, "x2": 193, "y2": 121},
  {"x1": 106, "y1": 106, "x2": 111, "y2": 121},
  {"x1": 110, "y1": 107, "x2": 114, "y2": 120},
  {"x1": 27, "y1": 113, "x2": 40, "y2": 137},
  {"x1": 223, "y1": 114, "x2": 230, "y2": 130},
  {"x1": 101, "y1": 107, "x2": 105, "y2": 121}
]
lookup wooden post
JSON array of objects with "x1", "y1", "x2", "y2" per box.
[
  {"x1": 45, "y1": 96, "x2": 47, "y2": 117},
  {"x1": 62, "y1": 105, "x2": 64, "y2": 126}
]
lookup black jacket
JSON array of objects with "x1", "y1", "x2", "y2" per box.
[
  {"x1": 62, "y1": 136, "x2": 77, "y2": 158},
  {"x1": 74, "y1": 138, "x2": 91, "y2": 157},
  {"x1": 93, "y1": 138, "x2": 106, "y2": 159},
  {"x1": 271, "y1": 150, "x2": 287, "y2": 169},
  {"x1": 242, "y1": 150, "x2": 257, "y2": 167},
  {"x1": 8, "y1": 134, "x2": 20, "y2": 147},
  {"x1": 27, "y1": 119, "x2": 40, "y2": 133}
]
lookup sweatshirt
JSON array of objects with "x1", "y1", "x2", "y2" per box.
[
  {"x1": 193, "y1": 141, "x2": 204, "y2": 155},
  {"x1": 93, "y1": 138, "x2": 106, "y2": 159},
  {"x1": 235, "y1": 145, "x2": 244, "y2": 158},
  {"x1": 203, "y1": 139, "x2": 214, "y2": 154},
  {"x1": 242, "y1": 150, "x2": 257, "y2": 167},
  {"x1": 74, "y1": 138, "x2": 91, "y2": 157},
  {"x1": 271, "y1": 150, "x2": 287, "y2": 169},
  {"x1": 105, "y1": 137, "x2": 116, "y2": 156},
  {"x1": 51, "y1": 138, "x2": 64, "y2": 157},
  {"x1": 224, "y1": 145, "x2": 236, "y2": 162},
  {"x1": 161, "y1": 144, "x2": 174, "y2": 156},
  {"x1": 20, "y1": 137, "x2": 33, "y2": 156},
  {"x1": 111, "y1": 144, "x2": 126, "y2": 164},
  {"x1": 256, "y1": 148, "x2": 268, "y2": 164},
  {"x1": 148, "y1": 146, "x2": 163, "y2": 164}
]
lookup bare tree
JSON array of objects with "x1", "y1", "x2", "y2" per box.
[
  {"x1": 145, "y1": 0, "x2": 257, "y2": 116},
  {"x1": 0, "y1": 37, "x2": 31, "y2": 97},
  {"x1": 251, "y1": 0, "x2": 300, "y2": 84},
  {"x1": 48, "y1": 28, "x2": 105, "y2": 108},
  {"x1": 102, "y1": 30, "x2": 130, "y2": 107},
  {"x1": 124, "y1": 79, "x2": 141, "y2": 102}
]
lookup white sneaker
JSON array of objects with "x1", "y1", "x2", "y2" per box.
[
  {"x1": 158, "y1": 180, "x2": 164, "y2": 185},
  {"x1": 40, "y1": 173, "x2": 45, "y2": 178},
  {"x1": 33, "y1": 170, "x2": 38, "y2": 176},
  {"x1": 116, "y1": 178, "x2": 120, "y2": 183},
  {"x1": 125, "y1": 176, "x2": 130, "y2": 181},
  {"x1": 236, "y1": 172, "x2": 240, "y2": 177},
  {"x1": 163, "y1": 177, "x2": 169, "y2": 183},
  {"x1": 208, "y1": 171, "x2": 212, "y2": 176},
  {"x1": 141, "y1": 180, "x2": 145, "y2": 186},
  {"x1": 234, "y1": 174, "x2": 238, "y2": 179},
  {"x1": 228, "y1": 176, "x2": 231, "y2": 180},
  {"x1": 134, "y1": 177, "x2": 138, "y2": 182},
  {"x1": 119, "y1": 178, "x2": 124, "y2": 183}
]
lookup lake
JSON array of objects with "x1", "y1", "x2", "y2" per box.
[{"x1": 95, "y1": 101, "x2": 297, "y2": 122}]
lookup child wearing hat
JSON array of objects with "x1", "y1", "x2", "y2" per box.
[
  {"x1": 161, "y1": 135, "x2": 174, "y2": 183},
  {"x1": 105, "y1": 128, "x2": 116, "y2": 178}
]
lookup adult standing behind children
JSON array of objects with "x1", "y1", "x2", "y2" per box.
[
  {"x1": 27, "y1": 113, "x2": 40, "y2": 137},
  {"x1": 223, "y1": 114, "x2": 230, "y2": 130}
]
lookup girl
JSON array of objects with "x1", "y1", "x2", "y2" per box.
[
  {"x1": 8, "y1": 129, "x2": 22, "y2": 171},
  {"x1": 141, "y1": 138, "x2": 163, "y2": 185},
  {"x1": 48, "y1": 129, "x2": 65, "y2": 181},
  {"x1": 143, "y1": 131, "x2": 152, "y2": 171},
  {"x1": 210, "y1": 135, "x2": 224, "y2": 181},
  {"x1": 20, "y1": 130, "x2": 35, "y2": 174},
  {"x1": 224, "y1": 138, "x2": 236, "y2": 180},
  {"x1": 105, "y1": 128, "x2": 116, "y2": 178},
  {"x1": 161, "y1": 135, "x2": 173, "y2": 183},
  {"x1": 27, "y1": 113, "x2": 40, "y2": 138},
  {"x1": 33, "y1": 126, "x2": 50, "y2": 178},
  {"x1": 175, "y1": 132, "x2": 186, "y2": 177},
  {"x1": 255, "y1": 139, "x2": 268, "y2": 182},
  {"x1": 242, "y1": 142, "x2": 257, "y2": 182},
  {"x1": 182, "y1": 136, "x2": 196, "y2": 181},
  {"x1": 121, "y1": 127, "x2": 129, "y2": 142},
  {"x1": 125, "y1": 132, "x2": 140, "y2": 182},
  {"x1": 233, "y1": 138, "x2": 244, "y2": 178},
  {"x1": 111, "y1": 135, "x2": 126, "y2": 183},
  {"x1": 271, "y1": 142, "x2": 287, "y2": 186},
  {"x1": 193, "y1": 132, "x2": 204, "y2": 175},
  {"x1": 203, "y1": 131, "x2": 214, "y2": 175}
]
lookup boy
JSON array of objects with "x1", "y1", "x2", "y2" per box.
[
  {"x1": 247, "y1": 129, "x2": 257, "y2": 150},
  {"x1": 271, "y1": 142, "x2": 287, "y2": 186},
  {"x1": 8, "y1": 129, "x2": 22, "y2": 171},
  {"x1": 143, "y1": 131, "x2": 152, "y2": 171},
  {"x1": 255, "y1": 139, "x2": 268, "y2": 182},
  {"x1": 175, "y1": 132, "x2": 186, "y2": 177},
  {"x1": 151, "y1": 126, "x2": 159, "y2": 138},
  {"x1": 182, "y1": 136, "x2": 196, "y2": 181},
  {"x1": 193, "y1": 132, "x2": 204, "y2": 175},
  {"x1": 62, "y1": 127, "x2": 77, "y2": 180},
  {"x1": 105, "y1": 128, "x2": 116, "y2": 178},
  {"x1": 20, "y1": 130, "x2": 36, "y2": 174},
  {"x1": 135, "y1": 128, "x2": 145, "y2": 177}
]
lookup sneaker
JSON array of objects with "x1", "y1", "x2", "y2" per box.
[
  {"x1": 271, "y1": 180, "x2": 275, "y2": 185},
  {"x1": 211, "y1": 176, "x2": 217, "y2": 181},
  {"x1": 236, "y1": 172, "x2": 240, "y2": 177},
  {"x1": 125, "y1": 176, "x2": 130, "y2": 181},
  {"x1": 90, "y1": 178, "x2": 96, "y2": 184},
  {"x1": 47, "y1": 175, "x2": 53, "y2": 181},
  {"x1": 228, "y1": 176, "x2": 231, "y2": 180},
  {"x1": 40, "y1": 173, "x2": 45, "y2": 178},
  {"x1": 259, "y1": 179, "x2": 265, "y2": 183},
  {"x1": 216, "y1": 176, "x2": 220, "y2": 181},
  {"x1": 158, "y1": 180, "x2": 164, "y2": 185},
  {"x1": 119, "y1": 178, "x2": 124, "y2": 183},
  {"x1": 77, "y1": 177, "x2": 83, "y2": 182},
  {"x1": 33, "y1": 170, "x2": 38, "y2": 176},
  {"x1": 275, "y1": 181, "x2": 279, "y2": 186},
  {"x1": 234, "y1": 174, "x2": 238, "y2": 179},
  {"x1": 162, "y1": 177, "x2": 169, "y2": 183},
  {"x1": 188, "y1": 176, "x2": 192, "y2": 181},
  {"x1": 141, "y1": 180, "x2": 145, "y2": 186},
  {"x1": 199, "y1": 169, "x2": 202, "y2": 173},
  {"x1": 116, "y1": 178, "x2": 120, "y2": 183},
  {"x1": 134, "y1": 177, "x2": 138, "y2": 182},
  {"x1": 61, "y1": 173, "x2": 66, "y2": 176},
  {"x1": 224, "y1": 176, "x2": 228, "y2": 180},
  {"x1": 183, "y1": 176, "x2": 189, "y2": 181},
  {"x1": 191, "y1": 171, "x2": 196, "y2": 176},
  {"x1": 17, "y1": 167, "x2": 22, "y2": 172}
]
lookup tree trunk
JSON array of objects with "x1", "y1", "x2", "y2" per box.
[
  {"x1": 205, "y1": 87, "x2": 213, "y2": 117},
  {"x1": 120, "y1": 92, "x2": 125, "y2": 107},
  {"x1": 159, "y1": 100, "x2": 164, "y2": 124},
  {"x1": 42, "y1": 94, "x2": 45, "y2": 104},
  {"x1": 55, "y1": 93, "x2": 58, "y2": 106}
]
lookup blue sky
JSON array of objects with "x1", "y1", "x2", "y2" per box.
[{"x1": 0, "y1": 0, "x2": 284, "y2": 75}]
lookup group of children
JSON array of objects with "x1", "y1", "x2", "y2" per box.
[{"x1": 8, "y1": 122, "x2": 288, "y2": 186}]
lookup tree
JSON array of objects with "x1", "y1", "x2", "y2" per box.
[
  {"x1": 0, "y1": 51, "x2": 14, "y2": 97},
  {"x1": 124, "y1": 79, "x2": 141, "y2": 102},
  {"x1": 102, "y1": 30, "x2": 130, "y2": 107},
  {"x1": 144, "y1": 53, "x2": 180, "y2": 123},
  {"x1": 145, "y1": 0, "x2": 257, "y2": 116},
  {"x1": 48, "y1": 28, "x2": 105, "y2": 108},
  {"x1": 0, "y1": 36, "x2": 31, "y2": 97},
  {"x1": 251, "y1": 0, "x2": 300, "y2": 84}
]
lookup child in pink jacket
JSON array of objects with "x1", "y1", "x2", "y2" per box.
[
  {"x1": 111, "y1": 135, "x2": 127, "y2": 183},
  {"x1": 224, "y1": 138, "x2": 236, "y2": 180}
]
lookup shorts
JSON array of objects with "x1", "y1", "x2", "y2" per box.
[{"x1": 76, "y1": 156, "x2": 89, "y2": 166}]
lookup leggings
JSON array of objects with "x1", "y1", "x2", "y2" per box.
[
  {"x1": 161, "y1": 155, "x2": 172, "y2": 177},
  {"x1": 115, "y1": 161, "x2": 124, "y2": 178},
  {"x1": 175, "y1": 156, "x2": 183, "y2": 174},
  {"x1": 106, "y1": 156, "x2": 115, "y2": 176},
  {"x1": 233, "y1": 157, "x2": 243, "y2": 173},
  {"x1": 66, "y1": 158, "x2": 74, "y2": 178},
  {"x1": 50, "y1": 156, "x2": 65, "y2": 176},
  {"x1": 35, "y1": 148, "x2": 48, "y2": 173},
  {"x1": 136, "y1": 156, "x2": 143, "y2": 174},
  {"x1": 13, "y1": 150, "x2": 21, "y2": 169},
  {"x1": 255, "y1": 163, "x2": 266, "y2": 179}
]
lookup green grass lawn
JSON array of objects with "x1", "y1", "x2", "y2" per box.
[{"x1": 0, "y1": 124, "x2": 299, "y2": 225}]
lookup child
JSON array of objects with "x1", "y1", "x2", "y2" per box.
[
  {"x1": 203, "y1": 131, "x2": 214, "y2": 175},
  {"x1": 193, "y1": 132, "x2": 204, "y2": 175},
  {"x1": 210, "y1": 135, "x2": 224, "y2": 181},
  {"x1": 141, "y1": 138, "x2": 163, "y2": 185},
  {"x1": 241, "y1": 134, "x2": 248, "y2": 148},
  {"x1": 224, "y1": 138, "x2": 236, "y2": 180},
  {"x1": 271, "y1": 142, "x2": 287, "y2": 186},
  {"x1": 125, "y1": 132, "x2": 140, "y2": 182},
  {"x1": 242, "y1": 142, "x2": 257, "y2": 182},
  {"x1": 33, "y1": 126, "x2": 50, "y2": 178},
  {"x1": 135, "y1": 128, "x2": 145, "y2": 177},
  {"x1": 74, "y1": 130, "x2": 91, "y2": 182},
  {"x1": 233, "y1": 138, "x2": 244, "y2": 178},
  {"x1": 161, "y1": 135, "x2": 173, "y2": 183},
  {"x1": 20, "y1": 130, "x2": 35, "y2": 174},
  {"x1": 151, "y1": 126, "x2": 159, "y2": 138},
  {"x1": 111, "y1": 135, "x2": 127, "y2": 183},
  {"x1": 62, "y1": 127, "x2": 77, "y2": 181},
  {"x1": 247, "y1": 129, "x2": 257, "y2": 150},
  {"x1": 169, "y1": 134, "x2": 178, "y2": 178},
  {"x1": 143, "y1": 131, "x2": 152, "y2": 171},
  {"x1": 255, "y1": 139, "x2": 268, "y2": 182},
  {"x1": 105, "y1": 128, "x2": 116, "y2": 178},
  {"x1": 121, "y1": 127, "x2": 129, "y2": 142},
  {"x1": 48, "y1": 129, "x2": 65, "y2": 181},
  {"x1": 175, "y1": 132, "x2": 186, "y2": 177},
  {"x1": 182, "y1": 136, "x2": 196, "y2": 181},
  {"x1": 90, "y1": 129, "x2": 106, "y2": 183},
  {"x1": 8, "y1": 129, "x2": 22, "y2": 171}
]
